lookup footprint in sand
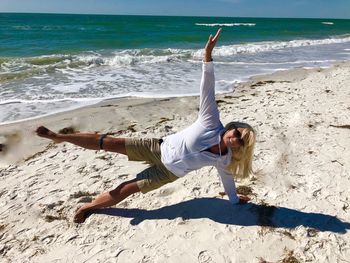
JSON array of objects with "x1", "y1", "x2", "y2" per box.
[
  {"x1": 192, "y1": 187, "x2": 201, "y2": 197},
  {"x1": 157, "y1": 187, "x2": 175, "y2": 197},
  {"x1": 118, "y1": 174, "x2": 129, "y2": 179},
  {"x1": 214, "y1": 232, "x2": 226, "y2": 242},
  {"x1": 198, "y1": 250, "x2": 214, "y2": 263}
]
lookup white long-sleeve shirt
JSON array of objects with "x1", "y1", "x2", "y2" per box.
[{"x1": 160, "y1": 62, "x2": 239, "y2": 204}]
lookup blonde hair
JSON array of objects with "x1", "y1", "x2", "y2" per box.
[{"x1": 225, "y1": 122, "x2": 256, "y2": 179}]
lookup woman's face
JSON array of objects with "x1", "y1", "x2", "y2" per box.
[{"x1": 223, "y1": 128, "x2": 245, "y2": 148}]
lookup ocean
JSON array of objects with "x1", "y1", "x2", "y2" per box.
[{"x1": 1, "y1": 13, "x2": 350, "y2": 124}]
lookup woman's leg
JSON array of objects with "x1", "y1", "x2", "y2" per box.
[
  {"x1": 74, "y1": 179, "x2": 140, "y2": 223},
  {"x1": 36, "y1": 126, "x2": 127, "y2": 155}
]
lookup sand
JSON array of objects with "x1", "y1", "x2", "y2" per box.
[{"x1": 0, "y1": 62, "x2": 349, "y2": 262}]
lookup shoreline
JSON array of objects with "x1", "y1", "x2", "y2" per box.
[
  {"x1": 0, "y1": 59, "x2": 347, "y2": 128},
  {"x1": 0, "y1": 60, "x2": 349, "y2": 262},
  {"x1": 1, "y1": 58, "x2": 349, "y2": 127}
]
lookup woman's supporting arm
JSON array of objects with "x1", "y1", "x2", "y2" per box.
[
  {"x1": 217, "y1": 168, "x2": 251, "y2": 205},
  {"x1": 217, "y1": 168, "x2": 240, "y2": 204}
]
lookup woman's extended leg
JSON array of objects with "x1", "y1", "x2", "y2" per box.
[
  {"x1": 36, "y1": 126, "x2": 127, "y2": 155},
  {"x1": 74, "y1": 179, "x2": 140, "y2": 223}
]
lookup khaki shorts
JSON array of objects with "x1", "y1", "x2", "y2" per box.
[{"x1": 125, "y1": 138, "x2": 178, "y2": 193}]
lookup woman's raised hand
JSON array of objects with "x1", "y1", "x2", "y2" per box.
[{"x1": 204, "y1": 28, "x2": 222, "y2": 62}]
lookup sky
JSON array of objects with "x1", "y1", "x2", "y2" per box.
[{"x1": 0, "y1": 0, "x2": 349, "y2": 19}]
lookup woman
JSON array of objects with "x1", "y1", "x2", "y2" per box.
[{"x1": 36, "y1": 28, "x2": 256, "y2": 223}]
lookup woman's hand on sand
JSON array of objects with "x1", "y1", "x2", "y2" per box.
[
  {"x1": 204, "y1": 28, "x2": 221, "y2": 62},
  {"x1": 238, "y1": 195, "x2": 251, "y2": 204}
]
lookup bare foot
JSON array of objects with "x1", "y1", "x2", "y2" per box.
[{"x1": 36, "y1": 126, "x2": 63, "y2": 143}]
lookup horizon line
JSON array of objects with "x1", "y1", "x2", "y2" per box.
[{"x1": 0, "y1": 11, "x2": 348, "y2": 20}]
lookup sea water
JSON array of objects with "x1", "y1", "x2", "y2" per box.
[{"x1": 1, "y1": 13, "x2": 350, "y2": 123}]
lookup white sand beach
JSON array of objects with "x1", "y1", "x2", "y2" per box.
[{"x1": 0, "y1": 62, "x2": 349, "y2": 262}]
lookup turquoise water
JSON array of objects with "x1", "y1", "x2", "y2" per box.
[
  {"x1": 1, "y1": 13, "x2": 350, "y2": 123},
  {"x1": 1, "y1": 14, "x2": 350, "y2": 56}
]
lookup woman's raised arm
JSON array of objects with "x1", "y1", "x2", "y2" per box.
[{"x1": 198, "y1": 28, "x2": 222, "y2": 128}]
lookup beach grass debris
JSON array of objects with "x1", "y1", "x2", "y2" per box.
[
  {"x1": 279, "y1": 230, "x2": 295, "y2": 240},
  {"x1": 218, "y1": 191, "x2": 226, "y2": 198},
  {"x1": 127, "y1": 124, "x2": 137, "y2": 132},
  {"x1": 216, "y1": 99, "x2": 233, "y2": 105},
  {"x1": 280, "y1": 250, "x2": 300, "y2": 263},
  {"x1": 237, "y1": 185, "x2": 254, "y2": 196},
  {"x1": 110, "y1": 123, "x2": 138, "y2": 135},
  {"x1": 157, "y1": 117, "x2": 173, "y2": 124},
  {"x1": 100, "y1": 104, "x2": 117, "y2": 107},
  {"x1": 306, "y1": 228, "x2": 319, "y2": 237},
  {"x1": 258, "y1": 226, "x2": 275, "y2": 236},
  {"x1": 331, "y1": 160, "x2": 344, "y2": 166},
  {"x1": 44, "y1": 206, "x2": 70, "y2": 222},
  {"x1": 330, "y1": 124, "x2": 350, "y2": 129},
  {"x1": 77, "y1": 196, "x2": 93, "y2": 203},
  {"x1": 219, "y1": 185, "x2": 255, "y2": 198},
  {"x1": 340, "y1": 199, "x2": 349, "y2": 211},
  {"x1": 289, "y1": 184, "x2": 297, "y2": 190},
  {"x1": 44, "y1": 214, "x2": 67, "y2": 222},
  {"x1": 312, "y1": 189, "x2": 321, "y2": 197},
  {"x1": 58, "y1": 126, "x2": 77, "y2": 134},
  {"x1": 30, "y1": 247, "x2": 46, "y2": 258},
  {"x1": 257, "y1": 257, "x2": 273, "y2": 263},
  {"x1": 69, "y1": 190, "x2": 98, "y2": 199},
  {"x1": 251, "y1": 80, "x2": 275, "y2": 87},
  {"x1": 251, "y1": 80, "x2": 291, "y2": 87}
]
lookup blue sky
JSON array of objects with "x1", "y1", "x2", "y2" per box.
[{"x1": 0, "y1": 0, "x2": 349, "y2": 19}]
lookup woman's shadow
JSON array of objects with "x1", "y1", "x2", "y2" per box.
[{"x1": 92, "y1": 198, "x2": 350, "y2": 234}]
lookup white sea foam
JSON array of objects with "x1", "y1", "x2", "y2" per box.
[
  {"x1": 193, "y1": 35, "x2": 350, "y2": 57},
  {"x1": 0, "y1": 97, "x2": 102, "y2": 106},
  {"x1": 105, "y1": 49, "x2": 189, "y2": 67},
  {"x1": 2, "y1": 35, "x2": 348, "y2": 75},
  {"x1": 108, "y1": 54, "x2": 137, "y2": 66},
  {"x1": 12, "y1": 25, "x2": 32, "y2": 30},
  {"x1": 76, "y1": 35, "x2": 350, "y2": 67},
  {"x1": 213, "y1": 59, "x2": 337, "y2": 65},
  {"x1": 196, "y1": 23, "x2": 256, "y2": 27},
  {"x1": 75, "y1": 54, "x2": 104, "y2": 66},
  {"x1": 322, "y1": 22, "x2": 334, "y2": 25}
]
